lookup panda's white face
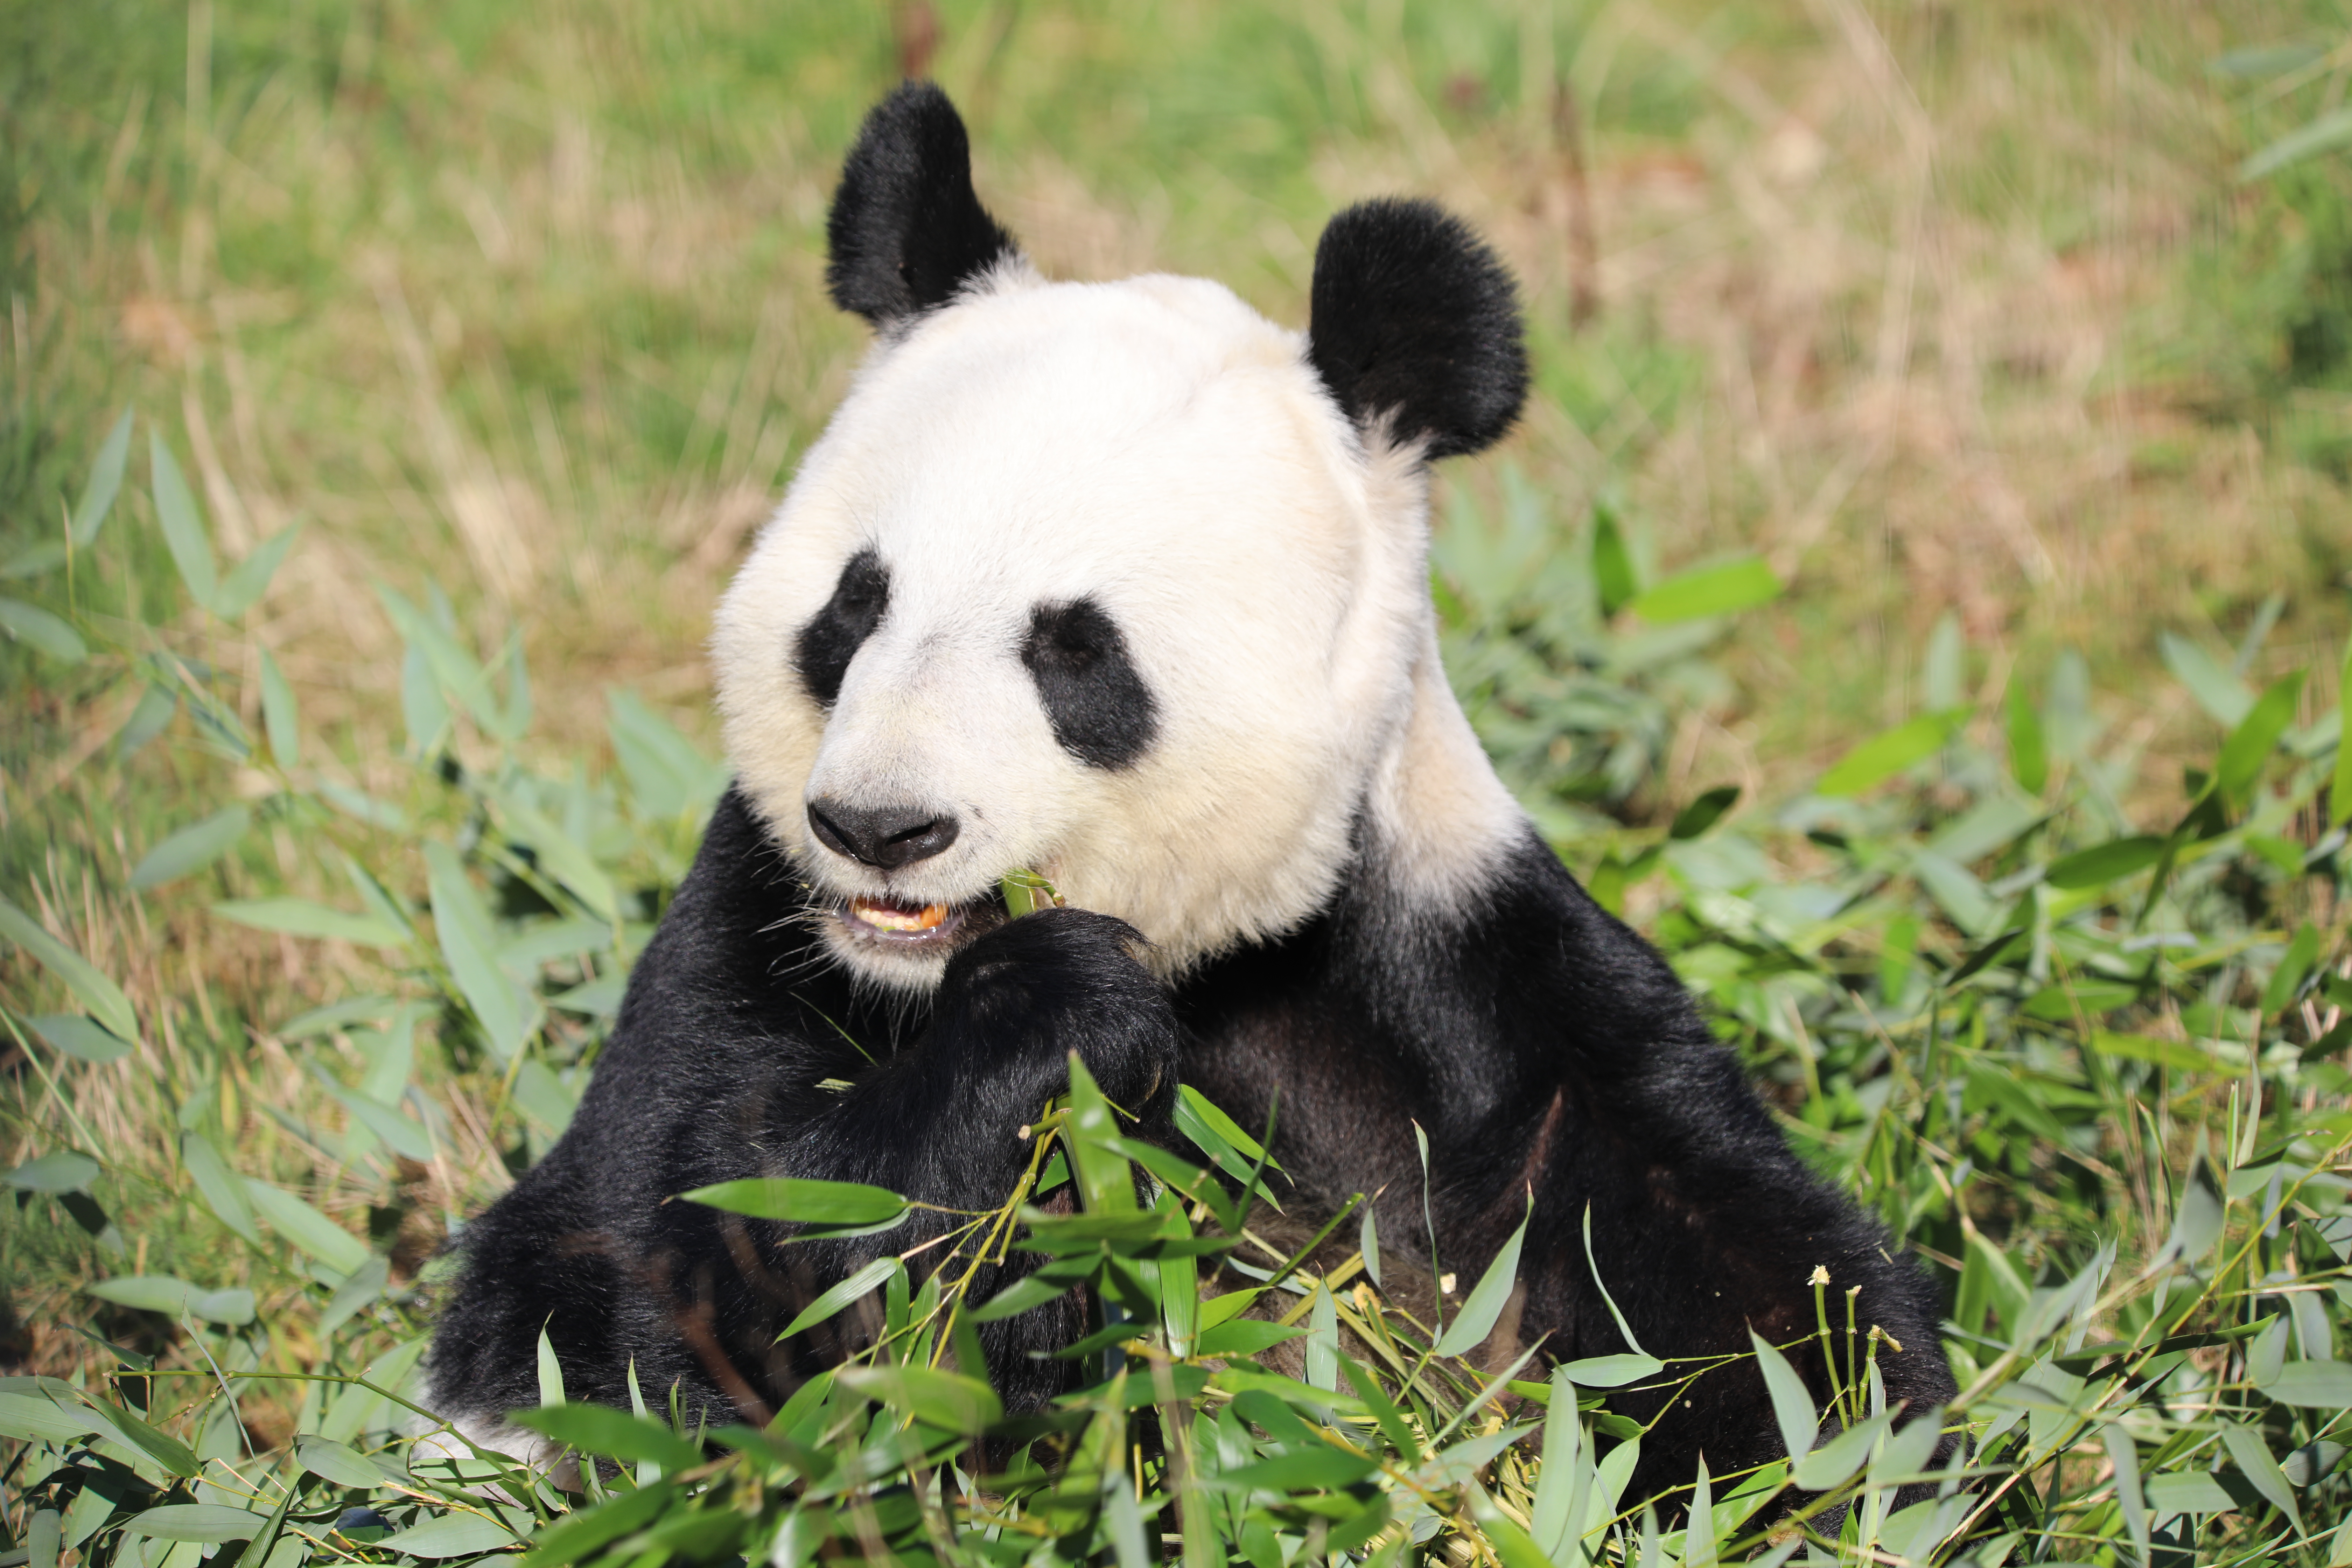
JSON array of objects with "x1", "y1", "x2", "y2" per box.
[{"x1": 712, "y1": 267, "x2": 1449, "y2": 991}]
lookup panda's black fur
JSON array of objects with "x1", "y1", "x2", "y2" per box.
[
  {"x1": 427, "y1": 80, "x2": 1957, "y2": 1506},
  {"x1": 824, "y1": 83, "x2": 1018, "y2": 326}
]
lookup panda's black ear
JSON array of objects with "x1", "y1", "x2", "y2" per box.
[
  {"x1": 826, "y1": 82, "x2": 1020, "y2": 327},
  {"x1": 1306, "y1": 199, "x2": 1528, "y2": 460}
]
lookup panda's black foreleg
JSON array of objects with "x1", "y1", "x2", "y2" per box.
[
  {"x1": 1526, "y1": 1045, "x2": 1960, "y2": 1514},
  {"x1": 751, "y1": 906, "x2": 1180, "y2": 1413}
]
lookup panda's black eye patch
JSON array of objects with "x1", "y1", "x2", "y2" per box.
[
  {"x1": 795, "y1": 549, "x2": 890, "y2": 707},
  {"x1": 1022, "y1": 598, "x2": 1157, "y2": 770}
]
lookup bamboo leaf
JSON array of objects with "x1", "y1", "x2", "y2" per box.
[
  {"x1": 1205, "y1": 1447, "x2": 1377, "y2": 1491},
  {"x1": 0, "y1": 541, "x2": 66, "y2": 579},
  {"x1": 2211, "y1": 43, "x2": 2325, "y2": 78},
  {"x1": 212, "y1": 898, "x2": 408, "y2": 949},
  {"x1": 1668, "y1": 784, "x2": 1740, "y2": 840},
  {"x1": 1749, "y1": 1331, "x2": 1818, "y2": 1466},
  {"x1": 2158, "y1": 631, "x2": 2253, "y2": 724},
  {"x1": 259, "y1": 647, "x2": 299, "y2": 768},
  {"x1": 2089, "y1": 1031, "x2": 2227, "y2": 1074},
  {"x1": 2241, "y1": 105, "x2": 2352, "y2": 181},
  {"x1": 1065, "y1": 1054, "x2": 1136, "y2": 1214},
  {"x1": 1579, "y1": 1204, "x2": 1653, "y2": 1359},
  {"x1": 0, "y1": 1392, "x2": 94, "y2": 1445},
  {"x1": 1865, "y1": 1407, "x2": 1944, "y2": 1489},
  {"x1": 834, "y1": 1363, "x2": 1002, "y2": 1432},
  {"x1": 499, "y1": 795, "x2": 619, "y2": 923},
  {"x1": 376, "y1": 1514, "x2": 522, "y2": 1559},
  {"x1": 295, "y1": 1435, "x2": 390, "y2": 1490},
  {"x1": 509, "y1": 1404, "x2": 705, "y2": 1473},
  {"x1": 1685, "y1": 1457, "x2": 1716, "y2": 1568},
  {"x1": 1628, "y1": 555, "x2": 1781, "y2": 624},
  {"x1": 1105, "y1": 1474, "x2": 1149, "y2": 1568},
  {"x1": 1463, "y1": 1489, "x2": 1552, "y2": 1568},
  {"x1": 679, "y1": 1178, "x2": 907, "y2": 1226},
  {"x1": 516, "y1": 1481, "x2": 676, "y2": 1568},
  {"x1": 318, "y1": 1254, "x2": 390, "y2": 1338},
  {"x1": 1817, "y1": 709, "x2": 1966, "y2": 797},
  {"x1": 324, "y1": 1082, "x2": 435, "y2": 1163},
  {"x1": 77, "y1": 1400, "x2": 201, "y2": 1477},
  {"x1": 2144, "y1": 1471, "x2": 2235, "y2": 1516},
  {"x1": 131, "y1": 805, "x2": 252, "y2": 890},
  {"x1": 1555, "y1": 1352, "x2": 1662, "y2": 1387},
  {"x1": 971, "y1": 1255, "x2": 1098, "y2": 1322},
  {"x1": 120, "y1": 1505, "x2": 264, "y2": 1543},
  {"x1": 1306, "y1": 1281, "x2": 1340, "y2": 1389},
  {"x1": 2214, "y1": 671, "x2": 2304, "y2": 804},
  {"x1": 1336, "y1": 1352, "x2": 1421, "y2": 1462},
  {"x1": 71, "y1": 409, "x2": 134, "y2": 547},
  {"x1": 500, "y1": 634, "x2": 533, "y2": 740},
  {"x1": 775, "y1": 1256, "x2": 897, "y2": 1341},
  {"x1": 1791, "y1": 1410, "x2": 1892, "y2": 1492},
  {"x1": 5, "y1": 1150, "x2": 99, "y2": 1192},
  {"x1": 27, "y1": 1014, "x2": 132, "y2": 1064},
  {"x1": 2264, "y1": 1358, "x2": 2352, "y2": 1408},
  {"x1": 2008, "y1": 681, "x2": 2047, "y2": 794},
  {"x1": 377, "y1": 587, "x2": 500, "y2": 734},
  {"x1": 149, "y1": 433, "x2": 218, "y2": 612},
  {"x1": 401, "y1": 643, "x2": 449, "y2": 753},
  {"x1": 606, "y1": 689, "x2": 726, "y2": 821},
  {"x1": 2261, "y1": 923, "x2": 2321, "y2": 1016},
  {"x1": 2043, "y1": 835, "x2": 2165, "y2": 890},
  {"x1": 1435, "y1": 1201, "x2": 1528, "y2": 1357},
  {"x1": 1529, "y1": 1369, "x2": 1586, "y2": 1553},
  {"x1": 85, "y1": 1275, "x2": 253, "y2": 1326},
  {"x1": 0, "y1": 897, "x2": 138, "y2": 1042},
  {"x1": 117, "y1": 682, "x2": 177, "y2": 757},
  {"x1": 213, "y1": 522, "x2": 303, "y2": 619},
  {"x1": 2335, "y1": 630, "x2": 2352, "y2": 827},
  {"x1": 537, "y1": 1323, "x2": 566, "y2": 1407},
  {"x1": 426, "y1": 841, "x2": 536, "y2": 1061},
  {"x1": 241, "y1": 1178, "x2": 369, "y2": 1274},
  {"x1": 1592, "y1": 505, "x2": 1637, "y2": 617},
  {"x1": 2104, "y1": 1425, "x2": 2149, "y2": 1563},
  {"x1": 0, "y1": 598, "x2": 88, "y2": 663},
  {"x1": 2217, "y1": 1421, "x2": 2300, "y2": 1527},
  {"x1": 2167, "y1": 1158, "x2": 2225, "y2": 1263}
]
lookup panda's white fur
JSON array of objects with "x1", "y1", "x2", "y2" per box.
[{"x1": 712, "y1": 261, "x2": 1523, "y2": 989}]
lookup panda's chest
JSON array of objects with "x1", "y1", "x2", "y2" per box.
[{"x1": 1169, "y1": 921, "x2": 1451, "y2": 1208}]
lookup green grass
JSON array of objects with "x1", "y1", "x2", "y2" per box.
[{"x1": 4, "y1": 2, "x2": 2352, "y2": 1563}]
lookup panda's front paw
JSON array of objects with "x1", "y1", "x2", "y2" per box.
[{"x1": 936, "y1": 907, "x2": 1178, "y2": 1119}]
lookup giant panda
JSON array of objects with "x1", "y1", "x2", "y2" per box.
[{"x1": 425, "y1": 80, "x2": 1957, "y2": 1503}]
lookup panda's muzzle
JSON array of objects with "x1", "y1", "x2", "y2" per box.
[{"x1": 807, "y1": 795, "x2": 999, "y2": 953}]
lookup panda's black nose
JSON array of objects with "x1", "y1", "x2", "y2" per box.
[{"x1": 806, "y1": 797, "x2": 961, "y2": 870}]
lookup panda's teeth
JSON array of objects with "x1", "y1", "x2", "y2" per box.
[{"x1": 849, "y1": 895, "x2": 950, "y2": 933}]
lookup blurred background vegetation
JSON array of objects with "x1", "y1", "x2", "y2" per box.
[{"x1": 5, "y1": 2, "x2": 2352, "y2": 1563}]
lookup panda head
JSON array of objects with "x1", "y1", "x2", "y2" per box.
[{"x1": 713, "y1": 82, "x2": 1528, "y2": 992}]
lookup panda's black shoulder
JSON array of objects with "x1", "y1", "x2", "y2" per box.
[{"x1": 568, "y1": 787, "x2": 851, "y2": 1118}]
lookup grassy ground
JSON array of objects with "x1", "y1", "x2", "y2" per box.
[{"x1": 5, "y1": 2, "x2": 2352, "y2": 1563}]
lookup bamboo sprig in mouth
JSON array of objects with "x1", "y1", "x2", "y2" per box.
[{"x1": 998, "y1": 868, "x2": 1066, "y2": 918}]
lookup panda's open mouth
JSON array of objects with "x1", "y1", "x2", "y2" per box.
[{"x1": 836, "y1": 891, "x2": 998, "y2": 948}]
